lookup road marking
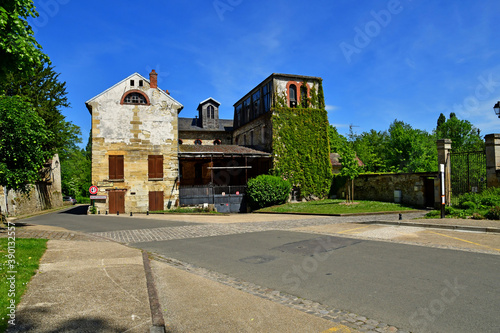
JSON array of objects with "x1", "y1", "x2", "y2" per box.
[
  {"x1": 337, "y1": 225, "x2": 372, "y2": 234},
  {"x1": 426, "y1": 231, "x2": 500, "y2": 252},
  {"x1": 320, "y1": 325, "x2": 355, "y2": 332}
]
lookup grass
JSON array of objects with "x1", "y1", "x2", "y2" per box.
[
  {"x1": 0, "y1": 237, "x2": 47, "y2": 332},
  {"x1": 255, "y1": 199, "x2": 418, "y2": 215}
]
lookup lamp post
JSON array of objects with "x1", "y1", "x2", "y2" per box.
[{"x1": 494, "y1": 101, "x2": 500, "y2": 118}]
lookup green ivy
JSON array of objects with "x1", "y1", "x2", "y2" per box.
[{"x1": 271, "y1": 107, "x2": 332, "y2": 198}]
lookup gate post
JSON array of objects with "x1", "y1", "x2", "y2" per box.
[
  {"x1": 485, "y1": 134, "x2": 500, "y2": 188},
  {"x1": 437, "y1": 139, "x2": 452, "y2": 205}
]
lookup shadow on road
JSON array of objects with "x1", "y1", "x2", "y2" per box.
[{"x1": 58, "y1": 205, "x2": 89, "y2": 215}]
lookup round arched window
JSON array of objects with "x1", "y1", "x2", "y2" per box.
[
  {"x1": 123, "y1": 92, "x2": 147, "y2": 104},
  {"x1": 194, "y1": 139, "x2": 202, "y2": 145},
  {"x1": 213, "y1": 139, "x2": 221, "y2": 145}
]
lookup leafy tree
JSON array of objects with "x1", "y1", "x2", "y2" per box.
[
  {"x1": 435, "y1": 114, "x2": 483, "y2": 152},
  {"x1": 0, "y1": 95, "x2": 52, "y2": 191},
  {"x1": 328, "y1": 125, "x2": 348, "y2": 153},
  {"x1": 0, "y1": 0, "x2": 48, "y2": 76},
  {"x1": 387, "y1": 120, "x2": 437, "y2": 173},
  {"x1": 0, "y1": 58, "x2": 79, "y2": 153},
  {"x1": 353, "y1": 129, "x2": 389, "y2": 172},
  {"x1": 60, "y1": 131, "x2": 91, "y2": 201},
  {"x1": 338, "y1": 143, "x2": 361, "y2": 202},
  {"x1": 437, "y1": 113, "x2": 446, "y2": 130}
]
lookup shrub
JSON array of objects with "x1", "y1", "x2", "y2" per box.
[
  {"x1": 460, "y1": 201, "x2": 476, "y2": 210},
  {"x1": 485, "y1": 206, "x2": 500, "y2": 220},
  {"x1": 247, "y1": 175, "x2": 292, "y2": 209}
]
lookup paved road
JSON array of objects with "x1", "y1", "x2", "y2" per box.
[{"x1": 22, "y1": 208, "x2": 500, "y2": 333}]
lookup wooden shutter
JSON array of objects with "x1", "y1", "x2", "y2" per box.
[
  {"x1": 148, "y1": 155, "x2": 163, "y2": 179},
  {"x1": 149, "y1": 191, "x2": 164, "y2": 211},
  {"x1": 109, "y1": 155, "x2": 124, "y2": 180}
]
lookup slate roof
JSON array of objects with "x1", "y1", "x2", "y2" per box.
[
  {"x1": 179, "y1": 145, "x2": 271, "y2": 157},
  {"x1": 178, "y1": 117, "x2": 234, "y2": 132}
]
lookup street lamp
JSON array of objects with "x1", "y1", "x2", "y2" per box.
[{"x1": 494, "y1": 101, "x2": 500, "y2": 118}]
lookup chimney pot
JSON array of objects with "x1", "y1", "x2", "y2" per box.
[{"x1": 149, "y1": 70, "x2": 158, "y2": 89}]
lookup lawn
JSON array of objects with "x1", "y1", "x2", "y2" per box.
[
  {"x1": 255, "y1": 199, "x2": 419, "y2": 215},
  {"x1": 0, "y1": 237, "x2": 47, "y2": 332}
]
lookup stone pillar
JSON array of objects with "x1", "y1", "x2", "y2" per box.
[
  {"x1": 437, "y1": 139, "x2": 452, "y2": 205},
  {"x1": 485, "y1": 134, "x2": 500, "y2": 188}
]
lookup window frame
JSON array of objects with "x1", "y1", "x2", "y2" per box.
[{"x1": 120, "y1": 90, "x2": 150, "y2": 105}]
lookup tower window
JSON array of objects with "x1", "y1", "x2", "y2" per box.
[
  {"x1": 207, "y1": 105, "x2": 215, "y2": 119},
  {"x1": 289, "y1": 84, "x2": 297, "y2": 108}
]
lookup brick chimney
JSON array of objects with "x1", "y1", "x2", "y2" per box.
[{"x1": 149, "y1": 70, "x2": 158, "y2": 89}]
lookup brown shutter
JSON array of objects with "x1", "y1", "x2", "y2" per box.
[
  {"x1": 109, "y1": 155, "x2": 124, "y2": 180},
  {"x1": 116, "y1": 155, "x2": 124, "y2": 179},
  {"x1": 148, "y1": 155, "x2": 163, "y2": 179},
  {"x1": 109, "y1": 156, "x2": 116, "y2": 180}
]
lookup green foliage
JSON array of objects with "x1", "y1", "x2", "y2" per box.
[
  {"x1": 485, "y1": 206, "x2": 500, "y2": 220},
  {"x1": 437, "y1": 113, "x2": 446, "y2": 129},
  {"x1": 0, "y1": 58, "x2": 78, "y2": 153},
  {"x1": 460, "y1": 201, "x2": 476, "y2": 210},
  {"x1": 328, "y1": 125, "x2": 348, "y2": 153},
  {"x1": 271, "y1": 107, "x2": 333, "y2": 198},
  {"x1": 434, "y1": 113, "x2": 484, "y2": 152},
  {"x1": 0, "y1": 0, "x2": 49, "y2": 76},
  {"x1": 247, "y1": 175, "x2": 292, "y2": 209},
  {"x1": 0, "y1": 95, "x2": 52, "y2": 190},
  {"x1": 60, "y1": 130, "x2": 91, "y2": 199},
  {"x1": 352, "y1": 129, "x2": 388, "y2": 172}
]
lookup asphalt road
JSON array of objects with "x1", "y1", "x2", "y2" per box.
[{"x1": 23, "y1": 209, "x2": 500, "y2": 333}]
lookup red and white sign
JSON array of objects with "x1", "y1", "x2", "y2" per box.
[{"x1": 89, "y1": 185, "x2": 99, "y2": 195}]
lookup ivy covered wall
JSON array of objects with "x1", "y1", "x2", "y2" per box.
[{"x1": 271, "y1": 107, "x2": 333, "y2": 198}]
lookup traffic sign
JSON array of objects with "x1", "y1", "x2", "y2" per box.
[{"x1": 89, "y1": 185, "x2": 98, "y2": 195}]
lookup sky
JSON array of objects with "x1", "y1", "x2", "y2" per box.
[{"x1": 29, "y1": 0, "x2": 500, "y2": 146}]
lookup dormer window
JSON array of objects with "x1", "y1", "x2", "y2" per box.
[
  {"x1": 123, "y1": 92, "x2": 147, "y2": 105},
  {"x1": 213, "y1": 139, "x2": 221, "y2": 145}
]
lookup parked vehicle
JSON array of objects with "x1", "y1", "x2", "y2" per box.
[{"x1": 63, "y1": 196, "x2": 77, "y2": 205}]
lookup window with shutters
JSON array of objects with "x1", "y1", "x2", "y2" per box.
[
  {"x1": 148, "y1": 155, "x2": 164, "y2": 180},
  {"x1": 109, "y1": 155, "x2": 124, "y2": 181}
]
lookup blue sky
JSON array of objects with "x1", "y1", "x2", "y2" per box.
[{"x1": 29, "y1": 0, "x2": 500, "y2": 146}]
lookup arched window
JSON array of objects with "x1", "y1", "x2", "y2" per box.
[
  {"x1": 213, "y1": 139, "x2": 221, "y2": 145},
  {"x1": 207, "y1": 105, "x2": 215, "y2": 119},
  {"x1": 123, "y1": 92, "x2": 147, "y2": 105},
  {"x1": 194, "y1": 139, "x2": 202, "y2": 145},
  {"x1": 178, "y1": 139, "x2": 183, "y2": 145},
  {"x1": 289, "y1": 84, "x2": 297, "y2": 107}
]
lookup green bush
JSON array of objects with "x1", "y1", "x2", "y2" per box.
[
  {"x1": 460, "y1": 201, "x2": 476, "y2": 210},
  {"x1": 485, "y1": 206, "x2": 500, "y2": 220},
  {"x1": 247, "y1": 175, "x2": 292, "y2": 209}
]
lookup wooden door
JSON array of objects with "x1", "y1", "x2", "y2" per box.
[
  {"x1": 149, "y1": 191, "x2": 164, "y2": 212},
  {"x1": 109, "y1": 191, "x2": 125, "y2": 214}
]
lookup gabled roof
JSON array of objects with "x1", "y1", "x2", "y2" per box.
[
  {"x1": 85, "y1": 72, "x2": 183, "y2": 113},
  {"x1": 198, "y1": 97, "x2": 221, "y2": 108}
]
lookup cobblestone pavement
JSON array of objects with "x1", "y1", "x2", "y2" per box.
[
  {"x1": 0, "y1": 226, "x2": 107, "y2": 242},
  {"x1": 91, "y1": 212, "x2": 426, "y2": 244}
]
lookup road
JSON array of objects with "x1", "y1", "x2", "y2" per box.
[{"x1": 22, "y1": 206, "x2": 500, "y2": 333}]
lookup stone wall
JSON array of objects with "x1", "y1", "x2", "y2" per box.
[
  {"x1": 0, "y1": 154, "x2": 62, "y2": 216},
  {"x1": 334, "y1": 172, "x2": 438, "y2": 208}
]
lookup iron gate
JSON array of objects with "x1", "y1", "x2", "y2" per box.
[
  {"x1": 448, "y1": 151, "x2": 486, "y2": 196},
  {"x1": 179, "y1": 185, "x2": 247, "y2": 213}
]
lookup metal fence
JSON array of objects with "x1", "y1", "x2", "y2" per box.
[
  {"x1": 179, "y1": 185, "x2": 247, "y2": 213},
  {"x1": 449, "y1": 151, "x2": 487, "y2": 196}
]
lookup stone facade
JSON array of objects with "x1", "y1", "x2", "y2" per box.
[
  {"x1": 334, "y1": 172, "x2": 438, "y2": 208},
  {"x1": 0, "y1": 155, "x2": 62, "y2": 216},
  {"x1": 86, "y1": 71, "x2": 183, "y2": 213}
]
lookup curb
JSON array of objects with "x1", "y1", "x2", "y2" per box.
[
  {"x1": 253, "y1": 210, "x2": 427, "y2": 217},
  {"x1": 142, "y1": 251, "x2": 167, "y2": 333},
  {"x1": 358, "y1": 220, "x2": 500, "y2": 234}
]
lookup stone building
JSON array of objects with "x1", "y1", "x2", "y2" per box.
[
  {"x1": 86, "y1": 72, "x2": 325, "y2": 213},
  {"x1": 86, "y1": 70, "x2": 183, "y2": 214}
]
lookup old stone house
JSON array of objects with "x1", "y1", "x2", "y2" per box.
[
  {"x1": 86, "y1": 71, "x2": 183, "y2": 214},
  {"x1": 86, "y1": 71, "x2": 326, "y2": 213}
]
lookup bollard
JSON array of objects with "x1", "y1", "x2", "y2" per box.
[
  {"x1": 117, "y1": 211, "x2": 119, "y2": 216},
  {"x1": 399, "y1": 213, "x2": 402, "y2": 220},
  {"x1": 147, "y1": 211, "x2": 149, "y2": 215},
  {"x1": 130, "y1": 212, "x2": 133, "y2": 216},
  {"x1": 105, "y1": 211, "x2": 108, "y2": 215}
]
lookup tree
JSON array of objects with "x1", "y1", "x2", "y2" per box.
[
  {"x1": 353, "y1": 129, "x2": 389, "y2": 172},
  {"x1": 437, "y1": 113, "x2": 446, "y2": 130},
  {"x1": 0, "y1": 0, "x2": 48, "y2": 76},
  {"x1": 0, "y1": 58, "x2": 79, "y2": 153},
  {"x1": 60, "y1": 131, "x2": 91, "y2": 200},
  {"x1": 435, "y1": 114, "x2": 483, "y2": 152},
  {"x1": 0, "y1": 95, "x2": 52, "y2": 191},
  {"x1": 338, "y1": 143, "x2": 361, "y2": 203},
  {"x1": 328, "y1": 125, "x2": 348, "y2": 153}
]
